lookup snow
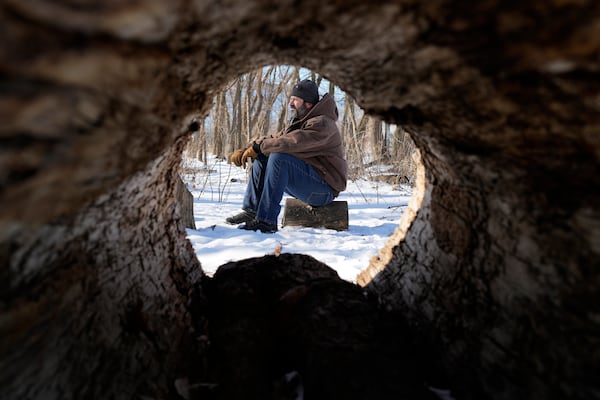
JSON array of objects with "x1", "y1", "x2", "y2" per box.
[{"x1": 182, "y1": 154, "x2": 413, "y2": 283}]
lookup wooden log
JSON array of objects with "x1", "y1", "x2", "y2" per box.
[{"x1": 282, "y1": 198, "x2": 348, "y2": 231}]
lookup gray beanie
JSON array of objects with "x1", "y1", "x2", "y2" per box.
[{"x1": 291, "y1": 79, "x2": 319, "y2": 104}]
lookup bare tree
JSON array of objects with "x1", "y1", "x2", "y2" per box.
[
  {"x1": 340, "y1": 92, "x2": 366, "y2": 177},
  {"x1": 184, "y1": 65, "x2": 417, "y2": 182},
  {"x1": 212, "y1": 91, "x2": 229, "y2": 158},
  {"x1": 328, "y1": 80, "x2": 335, "y2": 97},
  {"x1": 365, "y1": 115, "x2": 384, "y2": 163},
  {"x1": 391, "y1": 126, "x2": 417, "y2": 182},
  {"x1": 185, "y1": 122, "x2": 207, "y2": 163},
  {"x1": 229, "y1": 78, "x2": 243, "y2": 153}
]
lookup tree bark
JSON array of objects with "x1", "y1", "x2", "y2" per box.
[
  {"x1": 282, "y1": 199, "x2": 349, "y2": 231},
  {"x1": 366, "y1": 115, "x2": 384, "y2": 162},
  {"x1": 176, "y1": 176, "x2": 196, "y2": 230},
  {"x1": 1, "y1": 148, "x2": 204, "y2": 399},
  {"x1": 212, "y1": 92, "x2": 228, "y2": 158},
  {"x1": 1, "y1": 1, "x2": 598, "y2": 400}
]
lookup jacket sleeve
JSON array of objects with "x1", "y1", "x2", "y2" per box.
[
  {"x1": 246, "y1": 128, "x2": 284, "y2": 148},
  {"x1": 257, "y1": 116, "x2": 339, "y2": 156}
]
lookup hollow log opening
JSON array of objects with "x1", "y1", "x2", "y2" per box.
[{"x1": 1, "y1": 1, "x2": 599, "y2": 400}]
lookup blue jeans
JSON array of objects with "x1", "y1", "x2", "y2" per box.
[{"x1": 242, "y1": 153, "x2": 336, "y2": 224}]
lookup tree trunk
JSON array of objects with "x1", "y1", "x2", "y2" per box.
[
  {"x1": 212, "y1": 92, "x2": 226, "y2": 158},
  {"x1": 1, "y1": 1, "x2": 598, "y2": 400},
  {"x1": 231, "y1": 79, "x2": 243, "y2": 150},
  {"x1": 1, "y1": 148, "x2": 204, "y2": 399},
  {"x1": 366, "y1": 115, "x2": 384, "y2": 162},
  {"x1": 341, "y1": 93, "x2": 365, "y2": 173},
  {"x1": 176, "y1": 176, "x2": 196, "y2": 230}
]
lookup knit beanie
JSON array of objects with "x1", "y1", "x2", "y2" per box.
[{"x1": 291, "y1": 79, "x2": 319, "y2": 104}]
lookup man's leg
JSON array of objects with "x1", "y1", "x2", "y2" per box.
[
  {"x1": 242, "y1": 154, "x2": 268, "y2": 212},
  {"x1": 255, "y1": 153, "x2": 335, "y2": 224},
  {"x1": 226, "y1": 155, "x2": 268, "y2": 224},
  {"x1": 284, "y1": 159, "x2": 336, "y2": 207}
]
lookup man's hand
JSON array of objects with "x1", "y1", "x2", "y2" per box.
[
  {"x1": 229, "y1": 149, "x2": 245, "y2": 167},
  {"x1": 241, "y1": 146, "x2": 259, "y2": 165},
  {"x1": 230, "y1": 142, "x2": 260, "y2": 167}
]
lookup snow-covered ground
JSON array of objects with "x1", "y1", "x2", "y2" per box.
[{"x1": 182, "y1": 155, "x2": 413, "y2": 283}]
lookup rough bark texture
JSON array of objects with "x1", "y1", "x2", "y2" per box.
[
  {"x1": 177, "y1": 175, "x2": 196, "y2": 230},
  {"x1": 282, "y1": 199, "x2": 349, "y2": 231},
  {"x1": 1, "y1": 1, "x2": 599, "y2": 400}
]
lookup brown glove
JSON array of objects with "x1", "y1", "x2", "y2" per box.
[
  {"x1": 241, "y1": 145, "x2": 259, "y2": 165},
  {"x1": 229, "y1": 149, "x2": 245, "y2": 166}
]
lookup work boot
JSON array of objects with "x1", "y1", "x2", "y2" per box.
[
  {"x1": 225, "y1": 210, "x2": 256, "y2": 225},
  {"x1": 239, "y1": 219, "x2": 278, "y2": 233}
]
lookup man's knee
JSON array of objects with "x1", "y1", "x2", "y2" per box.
[
  {"x1": 267, "y1": 152, "x2": 298, "y2": 167},
  {"x1": 268, "y1": 152, "x2": 289, "y2": 162}
]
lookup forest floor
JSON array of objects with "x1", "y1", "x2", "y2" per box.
[{"x1": 181, "y1": 154, "x2": 413, "y2": 283}]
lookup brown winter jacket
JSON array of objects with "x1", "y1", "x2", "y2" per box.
[{"x1": 253, "y1": 93, "x2": 348, "y2": 194}]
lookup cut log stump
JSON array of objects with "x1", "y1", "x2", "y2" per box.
[
  {"x1": 176, "y1": 176, "x2": 196, "y2": 230},
  {"x1": 282, "y1": 198, "x2": 348, "y2": 231}
]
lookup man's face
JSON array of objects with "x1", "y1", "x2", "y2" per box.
[{"x1": 289, "y1": 96, "x2": 310, "y2": 118}]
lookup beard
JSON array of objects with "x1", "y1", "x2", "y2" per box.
[{"x1": 291, "y1": 102, "x2": 309, "y2": 119}]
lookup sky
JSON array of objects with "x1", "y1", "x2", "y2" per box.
[{"x1": 183, "y1": 154, "x2": 413, "y2": 283}]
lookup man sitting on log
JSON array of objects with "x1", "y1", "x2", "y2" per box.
[{"x1": 226, "y1": 79, "x2": 348, "y2": 233}]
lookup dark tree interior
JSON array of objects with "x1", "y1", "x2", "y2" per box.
[{"x1": 1, "y1": 1, "x2": 598, "y2": 399}]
